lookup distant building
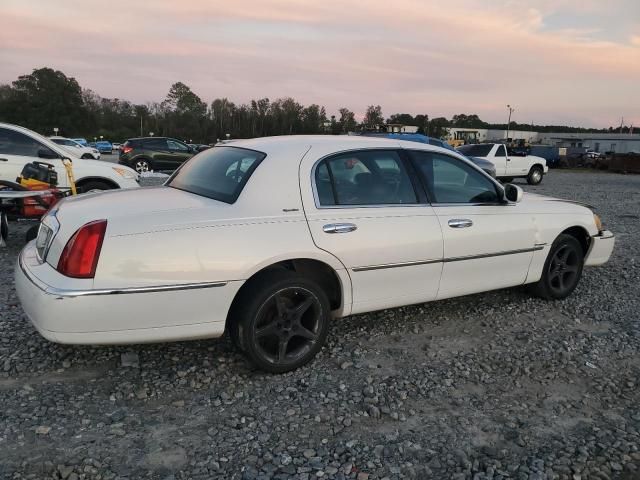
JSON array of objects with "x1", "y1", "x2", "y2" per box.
[
  {"x1": 446, "y1": 127, "x2": 640, "y2": 153},
  {"x1": 446, "y1": 128, "x2": 539, "y2": 143},
  {"x1": 539, "y1": 133, "x2": 640, "y2": 153}
]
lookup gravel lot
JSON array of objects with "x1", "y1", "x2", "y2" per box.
[{"x1": 1, "y1": 170, "x2": 638, "y2": 480}]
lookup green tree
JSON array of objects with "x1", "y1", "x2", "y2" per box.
[
  {"x1": 338, "y1": 108, "x2": 357, "y2": 133},
  {"x1": 451, "y1": 114, "x2": 487, "y2": 128},
  {"x1": 363, "y1": 105, "x2": 384, "y2": 127},
  {"x1": 427, "y1": 117, "x2": 450, "y2": 139},
  {"x1": 301, "y1": 104, "x2": 327, "y2": 134},
  {"x1": 0, "y1": 67, "x2": 88, "y2": 136},
  {"x1": 387, "y1": 113, "x2": 415, "y2": 125}
]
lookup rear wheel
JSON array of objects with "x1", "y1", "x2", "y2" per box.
[
  {"x1": 527, "y1": 166, "x2": 543, "y2": 185},
  {"x1": 530, "y1": 234, "x2": 584, "y2": 300},
  {"x1": 230, "y1": 270, "x2": 331, "y2": 373}
]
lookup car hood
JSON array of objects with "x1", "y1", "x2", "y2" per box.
[
  {"x1": 520, "y1": 192, "x2": 594, "y2": 212},
  {"x1": 70, "y1": 157, "x2": 135, "y2": 175}
]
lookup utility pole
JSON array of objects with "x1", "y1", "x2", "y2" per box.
[
  {"x1": 506, "y1": 105, "x2": 514, "y2": 141},
  {"x1": 619, "y1": 117, "x2": 624, "y2": 134},
  {"x1": 140, "y1": 115, "x2": 143, "y2": 137}
]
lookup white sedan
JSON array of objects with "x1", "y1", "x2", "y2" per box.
[
  {"x1": 49, "y1": 136, "x2": 101, "y2": 160},
  {"x1": 15, "y1": 136, "x2": 614, "y2": 373}
]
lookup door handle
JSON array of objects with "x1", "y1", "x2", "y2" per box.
[
  {"x1": 0, "y1": 158, "x2": 7, "y2": 162},
  {"x1": 448, "y1": 219, "x2": 473, "y2": 228},
  {"x1": 323, "y1": 223, "x2": 357, "y2": 234}
]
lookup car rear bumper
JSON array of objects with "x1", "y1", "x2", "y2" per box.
[
  {"x1": 15, "y1": 242, "x2": 240, "y2": 344},
  {"x1": 584, "y1": 230, "x2": 615, "y2": 266}
]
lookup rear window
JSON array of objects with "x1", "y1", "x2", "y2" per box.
[
  {"x1": 456, "y1": 144, "x2": 494, "y2": 157},
  {"x1": 168, "y1": 146, "x2": 265, "y2": 203}
]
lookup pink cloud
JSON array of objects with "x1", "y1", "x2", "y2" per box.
[{"x1": 0, "y1": 0, "x2": 638, "y2": 127}]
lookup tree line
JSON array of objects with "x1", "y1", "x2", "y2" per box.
[{"x1": 0, "y1": 67, "x2": 626, "y2": 144}]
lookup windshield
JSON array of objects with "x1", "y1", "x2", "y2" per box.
[
  {"x1": 168, "y1": 146, "x2": 265, "y2": 203},
  {"x1": 457, "y1": 144, "x2": 493, "y2": 157}
]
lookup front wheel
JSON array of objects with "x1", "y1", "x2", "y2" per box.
[
  {"x1": 527, "y1": 166, "x2": 543, "y2": 185},
  {"x1": 530, "y1": 234, "x2": 584, "y2": 300},
  {"x1": 230, "y1": 271, "x2": 331, "y2": 373},
  {"x1": 81, "y1": 154, "x2": 93, "y2": 159},
  {"x1": 78, "y1": 181, "x2": 114, "y2": 193}
]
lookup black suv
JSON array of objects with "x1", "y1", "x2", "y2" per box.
[{"x1": 119, "y1": 137, "x2": 196, "y2": 173}]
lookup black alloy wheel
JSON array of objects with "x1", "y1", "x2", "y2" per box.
[
  {"x1": 231, "y1": 271, "x2": 331, "y2": 373},
  {"x1": 531, "y1": 234, "x2": 584, "y2": 300}
]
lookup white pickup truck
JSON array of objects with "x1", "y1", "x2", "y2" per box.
[{"x1": 457, "y1": 143, "x2": 548, "y2": 185}]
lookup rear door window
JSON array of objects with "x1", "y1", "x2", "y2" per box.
[
  {"x1": 145, "y1": 139, "x2": 169, "y2": 151},
  {"x1": 315, "y1": 150, "x2": 417, "y2": 206}
]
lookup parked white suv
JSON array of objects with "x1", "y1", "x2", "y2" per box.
[
  {"x1": 458, "y1": 143, "x2": 548, "y2": 184},
  {"x1": 0, "y1": 123, "x2": 139, "y2": 192},
  {"x1": 49, "y1": 136, "x2": 101, "y2": 160}
]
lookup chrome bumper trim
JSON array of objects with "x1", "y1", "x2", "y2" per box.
[{"x1": 19, "y1": 251, "x2": 226, "y2": 298}]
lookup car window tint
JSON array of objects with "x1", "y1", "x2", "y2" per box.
[
  {"x1": 494, "y1": 145, "x2": 506, "y2": 157},
  {"x1": 0, "y1": 128, "x2": 53, "y2": 158},
  {"x1": 316, "y1": 150, "x2": 417, "y2": 206},
  {"x1": 168, "y1": 146, "x2": 265, "y2": 204},
  {"x1": 410, "y1": 151, "x2": 499, "y2": 204},
  {"x1": 168, "y1": 140, "x2": 189, "y2": 152},
  {"x1": 145, "y1": 139, "x2": 168, "y2": 150}
]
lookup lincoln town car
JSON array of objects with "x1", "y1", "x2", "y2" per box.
[{"x1": 15, "y1": 136, "x2": 615, "y2": 372}]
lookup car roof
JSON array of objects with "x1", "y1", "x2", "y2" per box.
[{"x1": 226, "y1": 134, "x2": 457, "y2": 156}]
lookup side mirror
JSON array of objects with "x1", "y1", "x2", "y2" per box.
[
  {"x1": 37, "y1": 148, "x2": 59, "y2": 160},
  {"x1": 504, "y1": 183, "x2": 523, "y2": 203}
]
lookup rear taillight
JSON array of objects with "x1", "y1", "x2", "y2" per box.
[
  {"x1": 57, "y1": 220, "x2": 107, "y2": 278},
  {"x1": 122, "y1": 146, "x2": 133, "y2": 154}
]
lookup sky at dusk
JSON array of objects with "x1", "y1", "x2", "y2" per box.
[{"x1": 1, "y1": 0, "x2": 639, "y2": 127}]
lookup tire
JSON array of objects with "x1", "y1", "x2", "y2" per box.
[
  {"x1": 78, "y1": 180, "x2": 114, "y2": 193},
  {"x1": 134, "y1": 158, "x2": 152, "y2": 173},
  {"x1": 527, "y1": 166, "x2": 543, "y2": 185},
  {"x1": 530, "y1": 234, "x2": 584, "y2": 300},
  {"x1": 230, "y1": 270, "x2": 331, "y2": 373},
  {"x1": 81, "y1": 154, "x2": 93, "y2": 159}
]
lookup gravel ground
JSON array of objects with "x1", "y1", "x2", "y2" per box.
[{"x1": 1, "y1": 170, "x2": 638, "y2": 480}]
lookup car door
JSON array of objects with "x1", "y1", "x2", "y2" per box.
[
  {"x1": 506, "y1": 147, "x2": 529, "y2": 177},
  {"x1": 145, "y1": 138, "x2": 172, "y2": 170},
  {"x1": 493, "y1": 144, "x2": 508, "y2": 176},
  {"x1": 408, "y1": 150, "x2": 537, "y2": 300},
  {"x1": 300, "y1": 147, "x2": 444, "y2": 315},
  {"x1": 0, "y1": 127, "x2": 67, "y2": 187},
  {"x1": 167, "y1": 139, "x2": 193, "y2": 169}
]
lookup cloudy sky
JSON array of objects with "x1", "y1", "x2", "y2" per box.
[{"x1": 1, "y1": 0, "x2": 638, "y2": 127}]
